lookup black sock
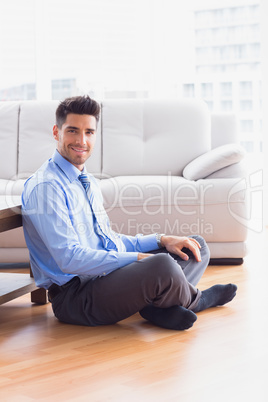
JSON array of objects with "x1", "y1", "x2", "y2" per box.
[
  {"x1": 193, "y1": 284, "x2": 237, "y2": 313},
  {"x1": 139, "y1": 305, "x2": 197, "y2": 330}
]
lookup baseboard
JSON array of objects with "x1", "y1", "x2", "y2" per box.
[
  {"x1": 209, "y1": 258, "x2": 244, "y2": 266},
  {"x1": 0, "y1": 262, "x2": 30, "y2": 269}
]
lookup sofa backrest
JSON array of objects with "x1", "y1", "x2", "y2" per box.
[
  {"x1": 101, "y1": 98, "x2": 211, "y2": 177},
  {"x1": 18, "y1": 101, "x2": 58, "y2": 178},
  {"x1": 0, "y1": 98, "x2": 237, "y2": 180},
  {"x1": 0, "y1": 102, "x2": 20, "y2": 180}
]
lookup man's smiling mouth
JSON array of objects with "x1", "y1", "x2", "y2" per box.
[{"x1": 71, "y1": 147, "x2": 88, "y2": 154}]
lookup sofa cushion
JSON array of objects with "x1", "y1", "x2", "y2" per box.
[
  {"x1": 183, "y1": 144, "x2": 245, "y2": 181},
  {"x1": 204, "y1": 160, "x2": 246, "y2": 179},
  {"x1": 0, "y1": 179, "x2": 26, "y2": 196},
  {"x1": 99, "y1": 176, "x2": 247, "y2": 243},
  {"x1": 101, "y1": 99, "x2": 211, "y2": 177},
  {"x1": 0, "y1": 102, "x2": 19, "y2": 180}
]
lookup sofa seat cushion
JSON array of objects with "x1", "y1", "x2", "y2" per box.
[
  {"x1": 100, "y1": 176, "x2": 248, "y2": 243},
  {"x1": 100, "y1": 175, "x2": 245, "y2": 209},
  {"x1": 0, "y1": 179, "x2": 26, "y2": 196}
]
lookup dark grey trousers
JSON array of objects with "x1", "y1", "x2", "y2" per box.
[{"x1": 50, "y1": 235, "x2": 210, "y2": 326}]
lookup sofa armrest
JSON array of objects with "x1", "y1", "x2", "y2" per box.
[
  {"x1": 182, "y1": 143, "x2": 246, "y2": 181},
  {"x1": 203, "y1": 160, "x2": 247, "y2": 179}
]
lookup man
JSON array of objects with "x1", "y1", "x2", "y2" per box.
[{"x1": 22, "y1": 95, "x2": 237, "y2": 330}]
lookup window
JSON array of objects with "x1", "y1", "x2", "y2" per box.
[
  {"x1": 51, "y1": 79, "x2": 77, "y2": 100},
  {"x1": 240, "y1": 100, "x2": 253, "y2": 111},
  {"x1": 201, "y1": 83, "x2": 213, "y2": 98},
  {"x1": 205, "y1": 101, "x2": 213, "y2": 111},
  {"x1": 183, "y1": 84, "x2": 195, "y2": 97},
  {"x1": 240, "y1": 81, "x2": 252, "y2": 98},
  {"x1": 0, "y1": 0, "x2": 156, "y2": 101},
  {"x1": 241, "y1": 141, "x2": 254, "y2": 152},
  {"x1": 240, "y1": 120, "x2": 254, "y2": 132},
  {"x1": 221, "y1": 101, "x2": 233, "y2": 111},
  {"x1": 221, "y1": 82, "x2": 232, "y2": 98},
  {"x1": 0, "y1": 0, "x2": 263, "y2": 157},
  {"x1": 0, "y1": 0, "x2": 36, "y2": 100}
]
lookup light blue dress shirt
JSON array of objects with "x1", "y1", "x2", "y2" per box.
[{"x1": 21, "y1": 150, "x2": 158, "y2": 289}]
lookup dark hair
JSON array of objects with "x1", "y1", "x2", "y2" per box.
[{"x1": 56, "y1": 95, "x2": 100, "y2": 128}]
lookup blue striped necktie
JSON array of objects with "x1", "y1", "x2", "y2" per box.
[
  {"x1": 78, "y1": 173, "x2": 120, "y2": 251},
  {"x1": 78, "y1": 173, "x2": 90, "y2": 193}
]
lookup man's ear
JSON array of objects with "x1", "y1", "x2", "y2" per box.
[{"x1": 53, "y1": 125, "x2": 59, "y2": 141}]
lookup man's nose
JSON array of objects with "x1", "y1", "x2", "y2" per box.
[{"x1": 77, "y1": 131, "x2": 87, "y2": 145}]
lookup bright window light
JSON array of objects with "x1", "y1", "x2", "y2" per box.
[{"x1": 0, "y1": 0, "x2": 263, "y2": 156}]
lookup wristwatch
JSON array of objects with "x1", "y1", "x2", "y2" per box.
[{"x1": 156, "y1": 233, "x2": 165, "y2": 248}]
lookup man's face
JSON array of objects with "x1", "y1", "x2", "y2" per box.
[{"x1": 53, "y1": 113, "x2": 97, "y2": 171}]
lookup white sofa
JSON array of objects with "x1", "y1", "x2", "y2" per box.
[{"x1": 0, "y1": 98, "x2": 248, "y2": 265}]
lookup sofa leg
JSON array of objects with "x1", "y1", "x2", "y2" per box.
[
  {"x1": 209, "y1": 258, "x2": 244, "y2": 266},
  {"x1": 31, "y1": 288, "x2": 47, "y2": 304}
]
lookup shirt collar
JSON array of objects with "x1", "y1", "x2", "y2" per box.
[{"x1": 52, "y1": 150, "x2": 86, "y2": 182}]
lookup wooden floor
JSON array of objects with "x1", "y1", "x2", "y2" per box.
[{"x1": 0, "y1": 231, "x2": 267, "y2": 402}]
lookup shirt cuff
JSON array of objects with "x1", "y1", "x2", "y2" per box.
[
  {"x1": 138, "y1": 234, "x2": 158, "y2": 252},
  {"x1": 117, "y1": 252, "x2": 139, "y2": 268}
]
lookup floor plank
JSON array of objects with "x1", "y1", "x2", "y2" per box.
[{"x1": 0, "y1": 231, "x2": 267, "y2": 401}]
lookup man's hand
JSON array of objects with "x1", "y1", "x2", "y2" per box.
[
  {"x1": 160, "y1": 235, "x2": 201, "y2": 262},
  {"x1": 137, "y1": 253, "x2": 154, "y2": 261}
]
